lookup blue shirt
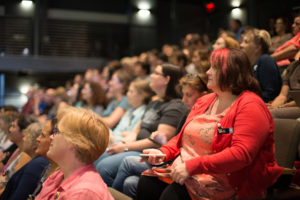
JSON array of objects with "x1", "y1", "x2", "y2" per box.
[
  {"x1": 253, "y1": 54, "x2": 282, "y2": 102},
  {"x1": 0, "y1": 156, "x2": 49, "y2": 200}
]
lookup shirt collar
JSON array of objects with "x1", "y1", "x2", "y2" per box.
[{"x1": 57, "y1": 164, "x2": 95, "y2": 192}]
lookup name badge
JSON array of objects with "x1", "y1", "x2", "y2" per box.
[{"x1": 217, "y1": 123, "x2": 234, "y2": 134}]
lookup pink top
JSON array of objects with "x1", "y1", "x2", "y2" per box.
[
  {"x1": 172, "y1": 100, "x2": 235, "y2": 200},
  {"x1": 35, "y1": 164, "x2": 113, "y2": 200}
]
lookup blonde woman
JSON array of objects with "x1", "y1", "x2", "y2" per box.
[
  {"x1": 35, "y1": 107, "x2": 113, "y2": 200},
  {"x1": 213, "y1": 35, "x2": 240, "y2": 50},
  {"x1": 111, "y1": 80, "x2": 153, "y2": 144},
  {"x1": 240, "y1": 28, "x2": 282, "y2": 102}
]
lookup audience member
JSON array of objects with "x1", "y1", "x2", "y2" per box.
[
  {"x1": 0, "y1": 114, "x2": 37, "y2": 179},
  {"x1": 0, "y1": 112, "x2": 18, "y2": 152},
  {"x1": 28, "y1": 119, "x2": 59, "y2": 199},
  {"x1": 95, "y1": 63, "x2": 188, "y2": 187},
  {"x1": 136, "y1": 48, "x2": 283, "y2": 200},
  {"x1": 229, "y1": 19, "x2": 244, "y2": 42},
  {"x1": 0, "y1": 122, "x2": 49, "y2": 200},
  {"x1": 213, "y1": 35, "x2": 240, "y2": 50},
  {"x1": 111, "y1": 80, "x2": 153, "y2": 144},
  {"x1": 133, "y1": 62, "x2": 151, "y2": 82},
  {"x1": 147, "y1": 49, "x2": 162, "y2": 72},
  {"x1": 101, "y1": 69, "x2": 132, "y2": 129},
  {"x1": 46, "y1": 87, "x2": 69, "y2": 120},
  {"x1": 268, "y1": 17, "x2": 276, "y2": 37},
  {"x1": 272, "y1": 15, "x2": 300, "y2": 67},
  {"x1": 21, "y1": 86, "x2": 36, "y2": 115},
  {"x1": 110, "y1": 73, "x2": 209, "y2": 198},
  {"x1": 270, "y1": 17, "x2": 293, "y2": 53},
  {"x1": 35, "y1": 107, "x2": 113, "y2": 200},
  {"x1": 240, "y1": 28, "x2": 282, "y2": 102},
  {"x1": 191, "y1": 49, "x2": 210, "y2": 74},
  {"x1": 76, "y1": 81, "x2": 108, "y2": 115}
]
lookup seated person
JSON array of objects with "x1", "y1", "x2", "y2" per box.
[
  {"x1": 0, "y1": 111, "x2": 18, "y2": 152},
  {"x1": 241, "y1": 28, "x2": 282, "y2": 102},
  {"x1": 111, "y1": 73, "x2": 209, "y2": 198},
  {"x1": 76, "y1": 81, "x2": 108, "y2": 115},
  {"x1": 270, "y1": 17, "x2": 293, "y2": 53},
  {"x1": 35, "y1": 107, "x2": 113, "y2": 200},
  {"x1": 101, "y1": 69, "x2": 133, "y2": 129},
  {"x1": 28, "y1": 119, "x2": 59, "y2": 199},
  {"x1": 191, "y1": 49, "x2": 211, "y2": 75},
  {"x1": 0, "y1": 114, "x2": 37, "y2": 180},
  {"x1": 271, "y1": 15, "x2": 300, "y2": 67},
  {"x1": 111, "y1": 80, "x2": 153, "y2": 143},
  {"x1": 94, "y1": 63, "x2": 188, "y2": 187},
  {"x1": 133, "y1": 62, "x2": 151, "y2": 82},
  {"x1": 213, "y1": 35, "x2": 240, "y2": 51},
  {"x1": 136, "y1": 48, "x2": 283, "y2": 200},
  {"x1": 268, "y1": 59, "x2": 300, "y2": 119},
  {"x1": 0, "y1": 122, "x2": 49, "y2": 199}
]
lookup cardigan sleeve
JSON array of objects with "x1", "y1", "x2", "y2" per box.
[
  {"x1": 185, "y1": 100, "x2": 272, "y2": 176},
  {"x1": 159, "y1": 133, "x2": 181, "y2": 161}
]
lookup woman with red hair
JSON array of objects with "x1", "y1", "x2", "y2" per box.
[{"x1": 136, "y1": 48, "x2": 283, "y2": 200}]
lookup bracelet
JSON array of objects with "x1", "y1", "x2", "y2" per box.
[
  {"x1": 122, "y1": 141, "x2": 129, "y2": 152},
  {"x1": 148, "y1": 137, "x2": 162, "y2": 147}
]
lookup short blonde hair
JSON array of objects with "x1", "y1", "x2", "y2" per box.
[{"x1": 57, "y1": 107, "x2": 109, "y2": 164}]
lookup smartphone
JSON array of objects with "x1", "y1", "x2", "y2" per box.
[{"x1": 139, "y1": 153, "x2": 166, "y2": 157}]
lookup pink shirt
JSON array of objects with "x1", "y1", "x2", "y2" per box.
[
  {"x1": 35, "y1": 164, "x2": 113, "y2": 200},
  {"x1": 275, "y1": 32, "x2": 300, "y2": 66}
]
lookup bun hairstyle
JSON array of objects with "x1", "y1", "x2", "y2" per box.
[
  {"x1": 130, "y1": 80, "x2": 153, "y2": 104},
  {"x1": 245, "y1": 28, "x2": 272, "y2": 54}
]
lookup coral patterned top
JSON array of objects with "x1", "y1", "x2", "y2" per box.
[{"x1": 171, "y1": 101, "x2": 236, "y2": 200}]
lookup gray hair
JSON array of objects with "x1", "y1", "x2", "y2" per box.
[{"x1": 23, "y1": 122, "x2": 44, "y2": 145}]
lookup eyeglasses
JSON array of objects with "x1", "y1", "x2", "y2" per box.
[
  {"x1": 110, "y1": 77, "x2": 121, "y2": 83},
  {"x1": 51, "y1": 127, "x2": 59, "y2": 136},
  {"x1": 152, "y1": 71, "x2": 164, "y2": 76}
]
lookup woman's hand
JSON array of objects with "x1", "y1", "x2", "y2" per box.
[
  {"x1": 141, "y1": 149, "x2": 165, "y2": 164},
  {"x1": 171, "y1": 161, "x2": 190, "y2": 185},
  {"x1": 107, "y1": 142, "x2": 126, "y2": 155}
]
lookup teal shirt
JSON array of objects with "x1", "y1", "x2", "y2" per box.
[
  {"x1": 112, "y1": 105, "x2": 146, "y2": 143},
  {"x1": 101, "y1": 96, "x2": 130, "y2": 117}
]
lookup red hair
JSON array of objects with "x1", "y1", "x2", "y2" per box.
[
  {"x1": 210, "y1": 48, "x2": 229, "y2": 76},
  {"x1": 210, "y1": 48, "x2": 262, "y2": 96}
]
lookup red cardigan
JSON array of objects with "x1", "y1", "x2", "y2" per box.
[{"x1": 159, "y1": 91, "x2": 283, "y2": 198}]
